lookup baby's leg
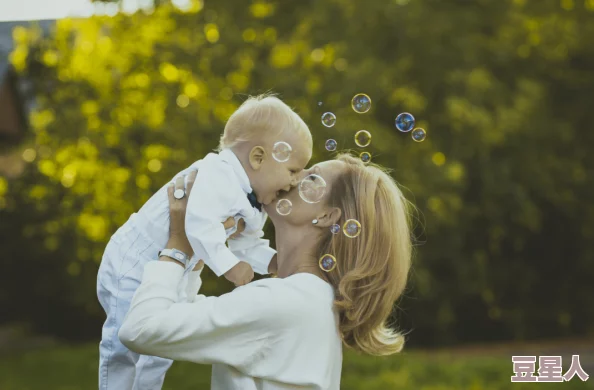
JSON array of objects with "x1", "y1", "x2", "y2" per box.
[
  {"x1": 98, "y1": 278, "x2": 140, "y2": 390},
  {"x1": 97, "y1": 227, "x2": 160, "y2": 389},
  {"x1": 97, "y1": 233, "x2": 147, "y2": 390}
]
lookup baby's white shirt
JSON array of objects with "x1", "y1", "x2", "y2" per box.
[{"x1": 133, "y1": 148, "x2": 276, "y2": 277}]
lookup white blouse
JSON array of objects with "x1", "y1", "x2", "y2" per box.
[{"x1": 118, "y1": 261, "x2": 343, "y2": 389}]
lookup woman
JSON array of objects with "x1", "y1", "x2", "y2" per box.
[{"x1": 118, "y1": 154, "x2": 414, "y2": 389}]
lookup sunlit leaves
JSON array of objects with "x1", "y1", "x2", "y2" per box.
[
  {"x1": 77, "y1": 212, "x2": 108, "y2": 242},
  {"x1": 204, "y1": 23, "x2": 219, "y2": 43},
  {"x1": 269, "y1": 43, "x2": 297, "y2": 68},
  {"x1": 250, "y1": 1, "x2": 276, "y2": 18}
]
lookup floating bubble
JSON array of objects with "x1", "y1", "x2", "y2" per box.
[
  {"x1": 351, "y1": 93, "x2": 371, "y2": 113},
  {"x1": 360, "y1": 152, "x2": 371, "y2": 163},
  {"x1": 330, "y1": 224, "x2": 340, "y2": 234},
  {"x1": 354, "y1": 130, "x2": 372, "y2": 147},
  {"x1": 325, "y1": 139, "x2": 337, "y2": 151},
  {"x1": 299, "y1": 174, "x2": 327, "y2": 204},
  {"x1": 411, "y1": 128, "x2": 426, "y2": 142},
  {"x1": 395, "y1": 112, "x2": 415, "y2": 132},
  {"x1": 319, "y1": 254, "x2": 337, "y2": 272},
  {"x1": 272, "y1": 141, "x2": 292, "y2": 162},
  {"x1": 343, "y1": 219, "x2": 361, "y2": 238},
  {"x1": 276, "y1": 199, "x2": 292, "y2": 216},
  {"x1": 318, "y1": 101, "x2": 323, "y2": 106},
  {"x1": 321, "y1": 112, "x2": 336, "y2": 127}
]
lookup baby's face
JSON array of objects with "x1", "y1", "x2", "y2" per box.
[{"x1": 251, "y1": 131, "x2": 312, "y2": 206}]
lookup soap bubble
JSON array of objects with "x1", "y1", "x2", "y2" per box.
[
  {"x1": 325, "y1": 139, "x2": 337, "y2": 151},
  {"x1": 351, "y1": 93, "x2": 371, "y2": 113},
  {"x1": 321, "y1": 112, "x2": 336, "y2": 127},
  {"x1": 359, "y1": 152, "x2": 371, "y2": 163},
  {"x1": 318, "y1": 101, "x2": 323, "y2": 106},
  {"x1": 395, "y1": 112, "x2": 415, "y2": 132},
  {"x1": 272, "y1": 141, "x2": 292, "y2": 162},
  {"x1": 412, "y1": 128, "x2": 426, "y2": 142},
  {"x1": 330, "y1": 224, "x2": 340, "y2": 234},
  {"x1": 299, "y1": 174, "x2": 327, "y2": 204},
  {"x1": 276, "y1": 199, "x2": 292, "y2": 216},
  {"x1": 319, "y1": 254, "x2": 337, "y2": 272},
  {"x1": 343, "y1": 219, "x2": 361, "y2": 238},
  {"x1": 354, "y1": 130, "x2": 371, "y2": 147}
]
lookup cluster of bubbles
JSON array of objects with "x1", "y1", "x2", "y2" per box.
[
  {"x1": 319, "y1": 219, "x2": 362, "y2": 272},
  {"x1": 321, "y1": 94, "x2": 376, "y2": 163},
  {"x1": 320, "y1": 92, "x2": 427, "y2": 162},
  {"x1": 352, "y1": 94, "x2": 373, "y2": 164},
  {"x1": 319, "y1": 218, "x2": 363, "y2": 273},
  {"x1": 329, "y1": 219, "x2": 363, "y2": 238},
  {"x1": 273, "y1": 93, "x2": 424, "y2": 271},
  {"x1": 395, "y1": 112, "x2": 427, "y2": 142}
]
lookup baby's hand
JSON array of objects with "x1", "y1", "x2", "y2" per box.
[
  {"x1": 223, "y1": 217, "x2": 246, "y2": 239},
  {"x1": 224, "y1": 261, "x2": 254, "y2": 286}
]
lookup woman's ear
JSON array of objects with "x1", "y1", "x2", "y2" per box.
[
  {"x1": 316, "y1": 207, "x2": 342, "y2": 228},
  {"x1": 249, "y1": 146, "x2": 266, "y2": 170}
]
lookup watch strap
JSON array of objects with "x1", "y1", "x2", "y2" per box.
[{"x1": 158, "y1": 248, "x2": 190, "y2": 266}]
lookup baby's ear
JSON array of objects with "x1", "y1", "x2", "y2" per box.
[{"x1": 248, "y1": 146, "x2": 266, "y2": 170}]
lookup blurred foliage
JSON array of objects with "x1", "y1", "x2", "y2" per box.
[
  {"x1": 0, "y1": 343, "x2": 592, "y2": 389},
  {"x1": 1, "y1": 0, "x2": 594, "y2": 345}
]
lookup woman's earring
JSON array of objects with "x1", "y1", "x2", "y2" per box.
[
  {"x1": 312, "y1": 219, "x2": 318, "y2": 225},
  {"x1": 319, "y1": 254, "x2": 337, "y2": 272}
]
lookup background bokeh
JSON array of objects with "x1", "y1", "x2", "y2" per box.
[{"x1": 1, "y1": 0, "x2": 593, "y2": 388}]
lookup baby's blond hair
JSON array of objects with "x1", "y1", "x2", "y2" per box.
[{"x1": 217, "y1": 93, "x2": 311, "y2": 151}]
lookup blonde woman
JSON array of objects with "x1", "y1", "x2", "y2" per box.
[{"x1": 119, "y1": 154, "x2": 414, "y2": 389}]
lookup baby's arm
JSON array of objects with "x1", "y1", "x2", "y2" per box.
[
  {"x1": 227, "y1": 217, "x2": 276, "y2": 275},
  {"x1": 184, "y1": 165, "x2": 243, "y2": 277}
]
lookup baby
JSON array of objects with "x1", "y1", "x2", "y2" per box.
[{"x1": 96, "y1": 94, "x2": 312, "y2": 390}]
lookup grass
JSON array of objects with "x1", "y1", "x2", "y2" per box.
[{"x1": 0, "y1": 343, "x2": 592, "y2": 390}]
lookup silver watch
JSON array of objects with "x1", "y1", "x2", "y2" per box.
[{"x1": 158, "y1": 248, "x2": 190, "y2": 266}]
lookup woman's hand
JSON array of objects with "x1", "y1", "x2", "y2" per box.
[{"x1": 165, "y1": 170, "x2": 198, "y2": 256}]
